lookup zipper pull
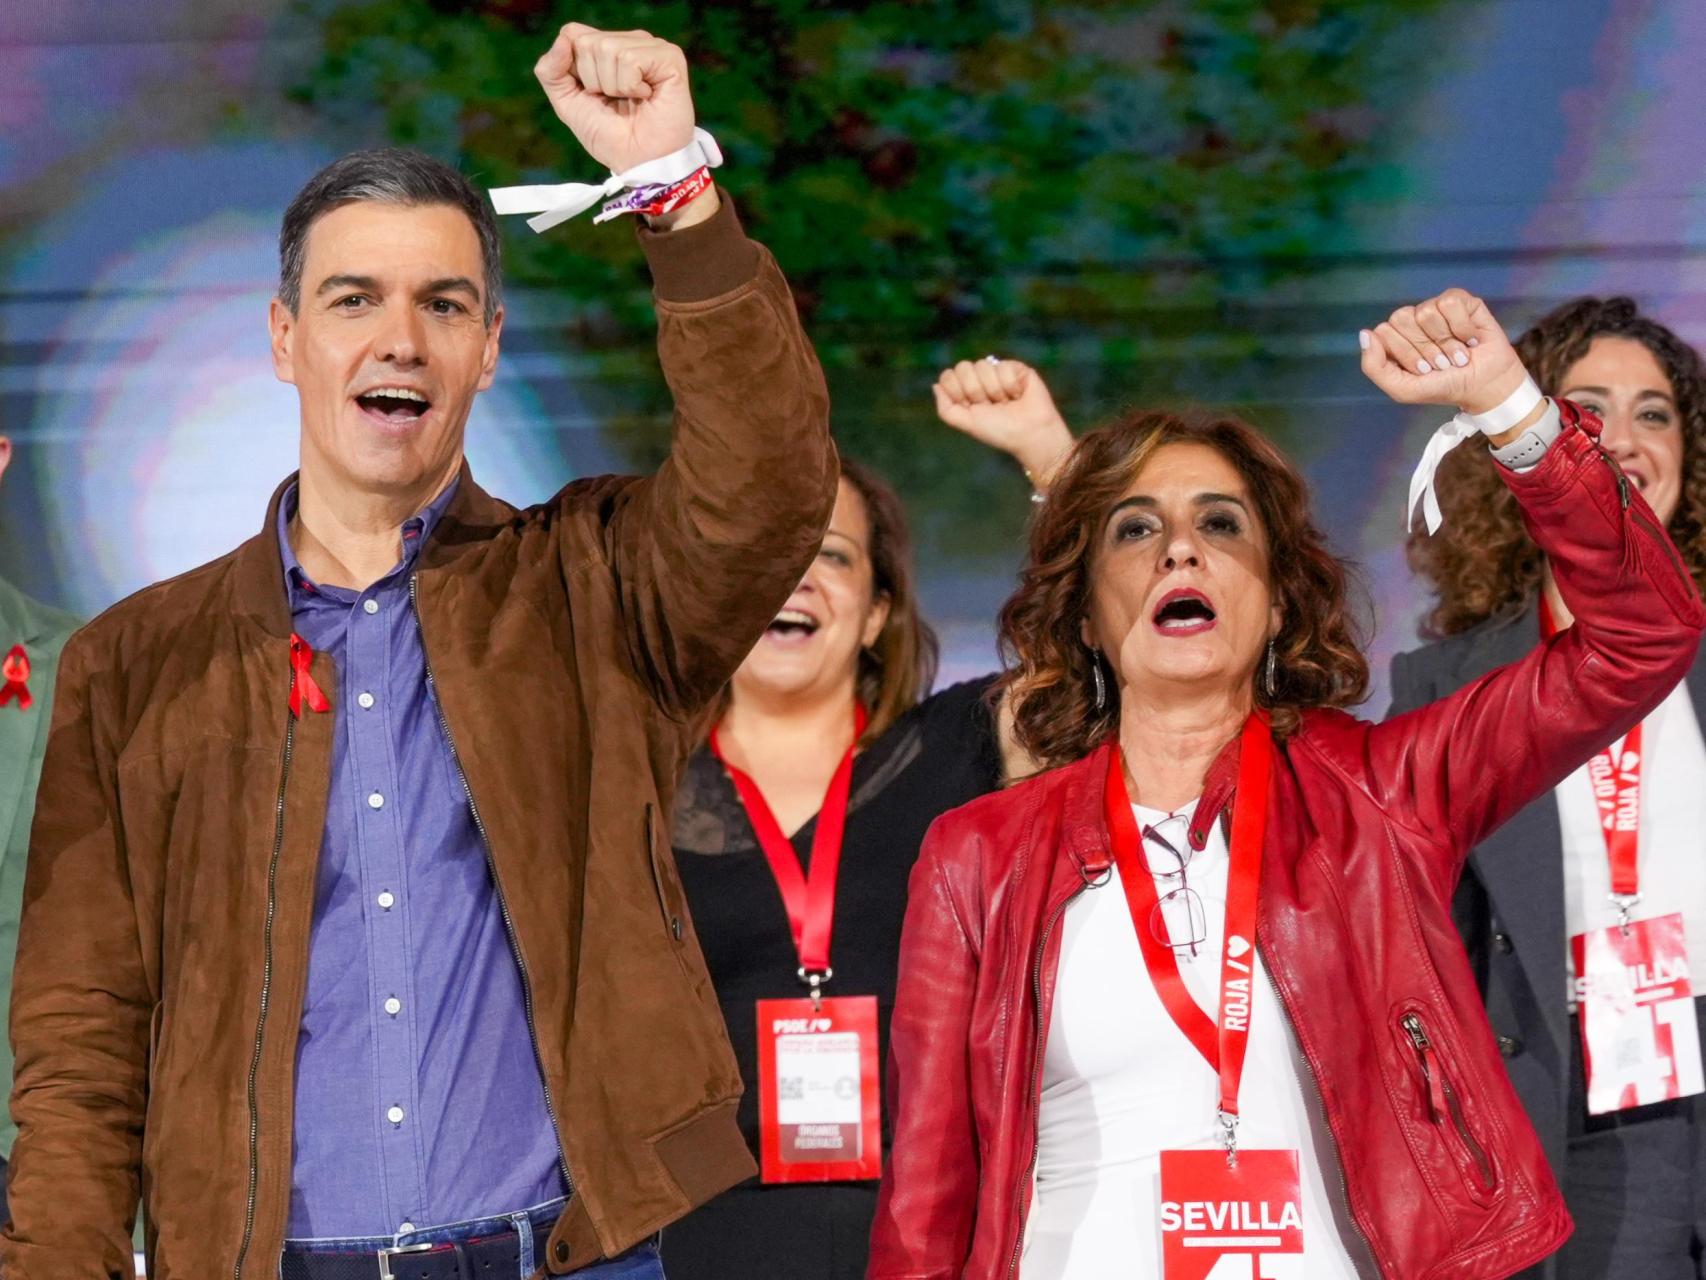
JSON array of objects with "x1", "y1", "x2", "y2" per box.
[
  {"x1": 1599, "y1": 451, "x2": 1631, "y2": 508},
  {"x1": 1402, "y1": 1014, "x2": 1450, "y2": 1124}
]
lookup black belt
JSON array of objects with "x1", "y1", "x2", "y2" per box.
[{"x1": 281, "y1": 1220, "x2": 552, "y2": 1280}]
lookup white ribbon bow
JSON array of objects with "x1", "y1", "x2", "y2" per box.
[
  {"x1": 489, "y1": 127, "x2": 724, "y2": 234},
  {"x1": 1407, "y1": 414, "x2": 1480, "y2": 535}
]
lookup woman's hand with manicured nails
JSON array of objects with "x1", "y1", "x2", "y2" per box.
[{"x1": 1360, "y1": 288, "x2": 1539, "y2": 434}]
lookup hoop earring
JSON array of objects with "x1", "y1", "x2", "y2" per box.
[
  {"x1": 1091, "y1": 653, "x2": 1107, "y2": 712},
  {"x1": 1263, "y1": 640, "x2": 1277, "y2": 700}
]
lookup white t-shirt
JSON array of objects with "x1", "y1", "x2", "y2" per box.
[
  {"x1": 1020, "y1": 800, "x2": 1372, "y2": 1279},
  {"x1": 1558, "y1": 679, "x2": 1706, "y2": 991}
]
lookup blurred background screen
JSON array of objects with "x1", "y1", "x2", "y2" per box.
[{"x1": 5, "y1": 0, "x2": 1705, "y2": 709}]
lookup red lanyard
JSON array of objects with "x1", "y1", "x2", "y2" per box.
[
  {"x1": 710, "y1": 703, "x2": 868, "y2": 978},
  {"x1": 1541, "y1": 598, "x2": 1642, "y2": 901},
  {"x1": 1106, "y1": 713, "x2": 1273, "y2": 1140}
]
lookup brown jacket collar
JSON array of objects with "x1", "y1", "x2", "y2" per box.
[{"x1": 229, "y1": 460, "x2": 510, "y2": 638}]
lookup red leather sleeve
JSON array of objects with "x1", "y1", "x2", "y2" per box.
[
  {"x1": 868, "y1": 818, "x2": 983, "y2": 1278},
  {"x1": 1363, "y1": 402, "x2": 1706, "y2": 901}
]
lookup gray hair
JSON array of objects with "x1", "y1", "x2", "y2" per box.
[{"x1": 278, "y1": 148, "x2": 503, "y2": 325}]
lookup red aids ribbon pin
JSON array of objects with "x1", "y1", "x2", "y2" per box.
[
  {"x1": 288, "y1": 633, "x2": 331, "y2": 718},
  {"x1": 0, "y1": 645, "x2": 31, "y2": 710}
]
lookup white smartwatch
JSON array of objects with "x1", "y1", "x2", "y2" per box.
[{"x1": 1488, "y1": 398, "x2": 1562, "y2": 473}]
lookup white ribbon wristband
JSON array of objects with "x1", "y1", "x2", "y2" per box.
[
  {"x1": 1406, "y1": 373, "x2": 1545, "y2": 534},
  {"x1": 489, "y1": 127, "x2": 724, "y2": 234},
  {"x1": 1461, "y1": 372, "x2": 1545, "y2": 435}
]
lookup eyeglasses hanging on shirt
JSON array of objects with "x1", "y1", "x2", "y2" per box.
[
  {"x1": 1107, "y1": 715, "x2": 1311, "y2": 1278},
  {"x1": 1140, "y1": 814, "x2": 1210, "y2": 958}
]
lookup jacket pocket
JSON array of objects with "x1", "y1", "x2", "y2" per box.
[
  {"x1": 644, "y1": 805, "x2": 736, "y2": 1096},
  {"x1": 644, "y1": 804, "x2": 692, "y2": 972},
  {"x1": 1396, "y1": 1009, "x2": 1499, "y2": 1207}
]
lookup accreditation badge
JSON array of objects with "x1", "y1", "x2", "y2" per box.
[
  {"x1": 755, "y1": 995, "x2": 882, "y2": 1183},
  {"x1": 1573, "y1": 912, "x2": 1705, "y2": 1114},
  {"x1": 1159, "y1": 1149, "x2": 1304, "y2": 1280}
]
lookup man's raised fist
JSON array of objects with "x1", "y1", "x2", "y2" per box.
[{"x1": 535, "y1": 25, "x2": 696, "y2": 174}]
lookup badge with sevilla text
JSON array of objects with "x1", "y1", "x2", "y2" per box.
[
  {"x1": 1110, "y1": 718, "x2": 1302, "y2": 1278},
  {"x1": 755, "y1": 995, "x2": 881, "y2": 1182},
  {"x1": 1160, "y1": 1149, "x2": 1305, "y2": 1279},
  {"x1": 1573, "y1": 912, "x2": 1705, "y2": 1114}
]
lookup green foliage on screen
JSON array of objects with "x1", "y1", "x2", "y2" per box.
[
  {"x1": 286, "y1": 1, "x2": 1442, "y2": 349},
  {"x1": 280, "y1": 0, "x2": 1447, "y2": 556}
]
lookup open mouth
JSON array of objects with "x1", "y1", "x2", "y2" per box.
[
  {"x1": 765, "y1": 608, "x2": 821, "y2": 642},
  {"x1": 355, "y1": 387, "x2": 432, "y2": 424},
  {"x1": 1153, "y1": 590, "x2": 1217, "y2": 635}
]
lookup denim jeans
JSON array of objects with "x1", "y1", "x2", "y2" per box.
[
  {"x1": 569, "y1": 1239, "x2": 665, "y2": 1279},
  {"x1": 282, "y1": 1198, "x2": 665, "y2": 1280}
]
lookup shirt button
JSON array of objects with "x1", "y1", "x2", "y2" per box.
[
  {"x1": 384, "y1": 996, "x2": 402, "y2": 1016},
  {"x1": 358, "y1": 692, "x2": 375, "y2": 709},
  {"x1": 399, "y1": 1222, "x2": 415, "y2": 1235},
  {"x1": 368, "y1": 792, "x2": 385, "y2": 810},
  {"x1": 377, "y1": 891, "x2": 395, "y2": 910},
  {"x1": 387, "y1": 1105, "x2": 405, "y2": 1125},
  {"x1": 363, "y1": 599, "x2": 380, "y2": 615}
]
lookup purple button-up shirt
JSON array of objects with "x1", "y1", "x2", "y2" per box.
[{"x1": 278, "y1": 481, "x2": 566, "y2": 1238}]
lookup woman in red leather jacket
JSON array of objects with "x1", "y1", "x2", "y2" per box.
[{"x1": 868, "y1": 289, "x2": 1706, "y2": 1280}]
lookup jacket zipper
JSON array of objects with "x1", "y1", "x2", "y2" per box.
[
  {"x1": 233, "y1": 710, "x2": 295, "y2": 1280},
  {"x1": 1263, "y1": 964, "x2": 1377, "y2": 1263},
  {"x1": 1004, "y1": 874, "x2": 1094, "y2": 1280},
  {"x1": 1598, "y1": 449, "x2": 1632, "y2": 511},
  {"x1": 1401, "y1": 1012, "x2": 1495, "y2": 1191},
  {"x1": 1636, "y1": 503, "x2": 1688, "y2": 581},
  {"x1": 410, "y1": 574, "x2": 575, "y2": 1197},
  {"x1": 1595, "y1": 446, "x2": 1689, "y2": 582}
]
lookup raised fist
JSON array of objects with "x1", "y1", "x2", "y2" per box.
[
  {"x1": 934, "y1": 358, "x2": 1074, "y2": 488},
  {"x1": 1360, "y1": 288, "x2": 1528, "y2": 417},
  {"x1": 535, "y1": 25, "x2": 695, "y2": 174}
]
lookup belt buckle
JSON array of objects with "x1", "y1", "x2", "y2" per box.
[{"x1": 377, "y1": 1241, "x2": 434, "y2": 1280}]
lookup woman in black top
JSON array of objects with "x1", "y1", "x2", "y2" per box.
[{"x1": 660, "y1": 359, "x2": 1073, "y2": 1280}]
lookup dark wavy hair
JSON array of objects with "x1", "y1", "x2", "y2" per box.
[
  {"x1": 840, "y1": 458, "x2": 939, "y2": 742},
  {"x1": 997, "y1": 410, "x2": 1368, "y2": 767},
  {"x1": 1408, "y1": 296, "x2": 1706, "y2": 636}
]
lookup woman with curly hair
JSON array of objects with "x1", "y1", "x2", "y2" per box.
[
  {"x1": 868, "y1": 289, "x2": 1705, "y2": 1280},
  {"x1": 1390, "y1": 297, "x2": 1706, "y2": 1277}
]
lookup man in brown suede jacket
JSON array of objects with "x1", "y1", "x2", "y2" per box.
[{"x1": 2, "y1": 23, "x2": 833, "y2": 1280}]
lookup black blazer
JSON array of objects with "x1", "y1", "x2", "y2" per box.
[{"x1": 1388, "y1": 600, "x2": 1706, "y2": 1273}]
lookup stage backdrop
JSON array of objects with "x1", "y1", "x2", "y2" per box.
[{"x1": 6, "y1": 0, "x2": 1706, "y2": 710}]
